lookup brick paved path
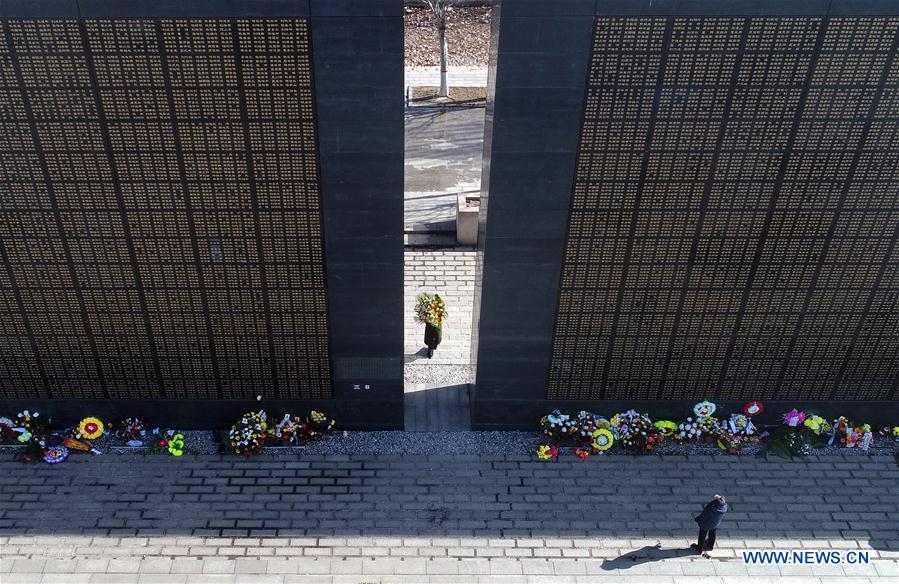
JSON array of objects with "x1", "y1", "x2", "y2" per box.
[
  {"x1": 405, "y1": 248, "x2": 476, "y2": 365},
  {"x1": 1, "y1": 453, "x2": 897, "y2": 583}
]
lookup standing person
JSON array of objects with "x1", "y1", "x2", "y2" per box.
[{"x1": 691, "y1": 494, "x2": 727, "y2": 554}]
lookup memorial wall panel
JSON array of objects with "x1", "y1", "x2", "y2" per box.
[
  {"x1": 0, "y1": 18, "x2": 331, "y2": 403},
  {"x1": 548, "y1": 16, "x2": 899, "y2": 403}
]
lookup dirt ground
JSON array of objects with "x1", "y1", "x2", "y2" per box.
[{"x1": 404, "y1": 5, "x2": 492, "y2": 67}]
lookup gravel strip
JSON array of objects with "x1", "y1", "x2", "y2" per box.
[
  {"x1": 404, "y1": 363, "x2": 474, "y2": 385},
  {"x1": 303, "y1": 431, "x2": 538, "y2": 456},
  {"x1": 3, "y1": 430, "x2": 894, "y2": 459}
]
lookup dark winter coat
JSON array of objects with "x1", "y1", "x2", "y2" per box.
[{"x1": 694, "y1": 500, "x2": 728, "y2": 530}]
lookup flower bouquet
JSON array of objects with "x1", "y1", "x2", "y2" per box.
[
  {"x1": 300, "y1": 410, "x2": 336, "y2": 442},
  {"x1": 166, "y1": 433, "x2": 186, "y2": 456},
  {"x1": 229, "y1": 410, "x2": 268, "y2": 456},
  {"x1": 146, "y1": 427, "x2": 180, "y2": 455},
  {"x1": 717, "y1": 432, "x2": 743, "y2": 454},
  {"x1": 783, "y1": 409, "x2": 806, "y2": 427},
  {"x1": 829, "y1": 416, "x2": 852, "y2": 446},
  {"x1": 725, "y1": 413, "x2": 758, "y2": 440},
  {"x1": 0, "y1": 416, "x2": 16, "y2": 444},
  {"x1": 539, "y1": 410, "x2": 578, "y2": 443},
  {"x1": 675, "y1": 417, "x2": 701, "y2": 444},
  {"x1": 714, "y1": 413, "x2": 757, "y2": 454},
  {"x1": 697, "y1": 415, "x2": 722, "y2": 443},
  {"x1": 613, "y1": 410, "x2": 663, "y2": 454},
  {"x1": 415, "y1": 292, "x2": 447, "y2": 358},
  {"x1": 802, "y1": 413, "x2": 829, "y2": 436},
  {"x1": 273, "y1": 414, "x2": 301, "y2": 446},
  {"x1": 575, "y1": 411, "x2": 609, "y2": 443},
  {"x1": 764, "y1": 410, "x2": 816, "y2": 457},
  {"x1": 536, "y1": 442, "x2": 558, "y2": 460},
  {"x1": 116, "y1": 417, "x2": 148, "y2": 447},
  {"x1": 844, "y1": 423, "x2": 872, "y2": 450},
  {"x1": 765, "y1": 426, "x2": 812, "y2": 457},
  {"x1": 691, "y1": 401, "x2": 721, "y2": 444},
  {"x1": 653, "y1": 420, "x2": 677, "y2": 438},
  {"x1": 414, "y1": 292, "x2": 448, "y2": 328},
  {"x1": 879, "y1": 425, "x2": 899, "y2": 442},
  {"x1": 14, "y1": 410, "x2": 50, "y2": 463}
]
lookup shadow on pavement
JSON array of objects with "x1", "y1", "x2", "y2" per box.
[{"x1": 601, "y1": 544, "x2": 698, "y2": 569}]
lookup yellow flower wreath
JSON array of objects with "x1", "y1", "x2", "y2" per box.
[
  {"x1": 77, "y1": 417, "x2": 104, "y2": 440},
  {"x1": 591, "y1": 428, "x2": 614, "y2": 451}
]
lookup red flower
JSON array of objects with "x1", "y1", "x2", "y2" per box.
[{"x1": 743, "y1": 401, "x2": 763, "y2": 417}]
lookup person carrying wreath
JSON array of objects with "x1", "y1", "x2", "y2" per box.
[
  {"x1": 691, "y1": 494, "x2": 727, "y2": 554},
  {"x1": 414, "y1": 292, "x2": 447, "y2": 359}
]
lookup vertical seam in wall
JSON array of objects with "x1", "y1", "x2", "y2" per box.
[
  {"x1": 78, "y1": 19, "x2": 167, "y2": 399},
  {"x1": 3, "y1": 19, "x2": 109, "y2": 399},
  {"x1": 597, "y1": 17, "x2": 675, "y2": 399},
  {"x1": 828, "y1": 25, "x2": 899, "y2": 401},
  {"x1": 154, "y1": 19, "x2": 225, "y2": 399},
  {"x1": 656, "y1": 18, "x2": 752, "y2": 399},
  {"x1": 230, "y1": 20, "x2": 280, "y2": 400},
  {"x1": 714, "y1": 17, "x2": 830, "y2": 401},
  {"x1": 305, "y1": 16, "x2": 335, "y2": 400},
  {"x1": 0, "y1": 240, "x2": 51, "y2": 398}
]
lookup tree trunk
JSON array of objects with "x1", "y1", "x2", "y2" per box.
[{"x1": 437, "y1": 20, "x2": 448, "y2": 97}]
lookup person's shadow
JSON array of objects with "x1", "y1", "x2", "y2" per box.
[{"x1": 601, "y1": 543, "x2": 697, "y2": 570}]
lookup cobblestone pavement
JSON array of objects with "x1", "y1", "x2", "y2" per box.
[
  {"x1": 0, "y1": 453, "x2": 896, "y2": 583},
  {"x1": 405, "y1": 248, "x2": 476, "y2": 365},
  {"x1": 405, "y1": 106, "x2": 486, "y2": 228}
]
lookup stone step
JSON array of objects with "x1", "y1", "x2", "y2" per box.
[
  {"x1": 404, "y1": 219, "x2": 456, "y2": 233},
  {"x1": 404, "y1": 232, "x2": 459, "y2": 247}
]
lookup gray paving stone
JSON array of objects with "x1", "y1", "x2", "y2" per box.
[
  {"x1": 1, "y1": 575, "x2": 43, "y2": 584},
  {"x1": 41, "y1": 574, "x2": 92, "y2": 584},
  {"x1": 137, "y1": 576, "x2": 188, "y2": 584},
  {"x1": 2, "y1": 454, "x2": 898, "y2": 584}
]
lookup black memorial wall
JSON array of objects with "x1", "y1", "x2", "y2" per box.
[
  {"x1": 473, "y1": 0, "x2": 899, "y2": 428},
  {"x1": 0, "y1": 0, "x2": 403, "y2": 429}
]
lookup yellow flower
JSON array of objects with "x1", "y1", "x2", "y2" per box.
[
  {"x1": 653, "y1": 420, "x2": 677, "y2": 436},
  {"x1": 77, "y1": 417, "x2": 105, "y2": 440},
  {"x1": 591, "y1": 428, "x2": 614, "y2": 451},
  {"x1": 536, "y1": 444, "x2": 557, "y2": 460}
]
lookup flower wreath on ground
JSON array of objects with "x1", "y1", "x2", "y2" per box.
[
  {"x1": 229, "y1": 410, "x2": 269, "y2": 457},
  {"x1": 717, "y1": 412, "x2": 759, "y2": 454},
  {"x1": 227, "y1": 409, "x2": 338, "y2": 456},
  {"x1": 14, "y1": 410, "x2": 49, "y2": 463},
  {"x1": 538, "y1": 409, "x2": 614, "y2": 459},
  {"x1": 613, "y1": 410, "x2": 664, "y2": 454}
]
